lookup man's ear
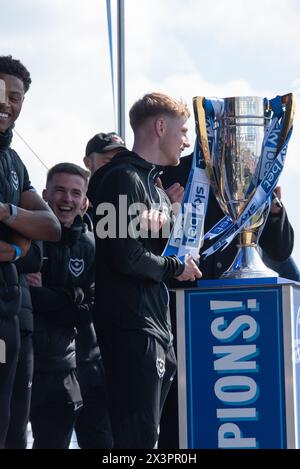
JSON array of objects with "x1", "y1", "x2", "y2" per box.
[
  {"x1": 155, "y1": 117, "x2": 166, "y2": 137},
  {"x1": 42, "y1": 188, "x2": 48, "y2": 202},
  {"x1": 83, "y1": 156, "x2": 91, "y2": 171},
  {"x1": 80, "y1": 196, "x2": 89, "y2": 214}
]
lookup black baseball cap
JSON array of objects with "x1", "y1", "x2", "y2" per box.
[{"x1": 85, "y1": 132, "x2": 126, "y2": 156}]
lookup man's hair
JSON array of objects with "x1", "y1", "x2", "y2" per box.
[
  {"x1": 0, "y1": 55, "x2": 31, "y2": 93},
  {"x1": 46, "y1": 163, "x2": 90, "y2": 190},
  {"x1": 129, "y1": 92, "x2": 190, "y2": 131}
]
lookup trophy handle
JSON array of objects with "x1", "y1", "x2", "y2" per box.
[
  {"x1": 277, "y1": 93, "x2": 296, "y2": 154},
  {"x1": 193, "y1": 96, "x2": 227, "y2": 214}
]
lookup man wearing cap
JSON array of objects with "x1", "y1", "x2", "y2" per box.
[
  {"x1": 83, "y1": 132, "x2": 127, "y2": 234},
  {"x1": 84, "y1": 132, "x2": 127, "y2": 176}
]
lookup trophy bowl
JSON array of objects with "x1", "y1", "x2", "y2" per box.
[{"x1": 193, "y1": 94, "x2": 295, "y2": 279}]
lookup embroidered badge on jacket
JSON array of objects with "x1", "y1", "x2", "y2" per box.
[
  {"x1": 11, "y1": 170, "x2": 19, "y2": 190},
  {"x1": 156, "y1": 357, "x2": 165, "y2": 378},
  {"x1": 69, "y1": 258, "x2": 84, "y2": 277}
]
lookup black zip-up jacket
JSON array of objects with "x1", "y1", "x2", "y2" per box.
[
  {"x1": 87, "y1": 150, "x2": 184, "y2": 349},
  {"x1": 0, "y1": 127, "x2": 35, "y2": 318},
  {"x1": 30, "y1": 217, "x2": 96, "y2": 372},
  {"x1": 161, "y1": 154, "x2": 294, "y2": 284}
]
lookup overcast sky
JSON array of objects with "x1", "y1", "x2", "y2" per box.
[{"x1": 2, "y1": 0, "x2": 300, "y2": 265}]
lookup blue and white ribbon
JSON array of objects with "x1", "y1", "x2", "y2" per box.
[
  {"x1": 202, "y1": 95, "x2": 291, "y2": 247},
  {"x1": 202, "y1": 129, "x2": 292, "y2": 258},
  {"x1": 203, "y1": 112, "x2": 281, "y2": 242},
  {"x1": 163, "y1": 141, "x2": 210, "y2": 259}
]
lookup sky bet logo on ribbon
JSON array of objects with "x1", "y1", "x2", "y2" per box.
[
  {"x1": 180, "y1": 203, "x2": 204, "y2": 249},
  {"x1": 163, "y1": 140, "x2": 210, "y2": 260},
  {"x1": 177, "y1": 180, "x2": 207, "y2": 258}
]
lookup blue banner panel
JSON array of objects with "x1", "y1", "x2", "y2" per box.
[{"x1": 184, "y1": 287, "x2": 286, "y2": 448}]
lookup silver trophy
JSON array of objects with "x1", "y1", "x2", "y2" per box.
[{"x1": 193, "y1": 94, "x2": 295, "y2": 278}]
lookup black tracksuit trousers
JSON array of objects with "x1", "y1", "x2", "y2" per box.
[
  {"x1": 0, "y1": 316, "x2": 20, "y2": 449},
  {"x1": 5, "y1": 332, "x2": 34, "y2": 448},
  {"x1": 75, "y1": 360, "x2": 113, "y2": 449},
  {"x1": 30, "y1": 369, "x2": 82, "y2": 449},
  {"x1": 99, "y1": 330, "x2": 177, "y2": 449}
]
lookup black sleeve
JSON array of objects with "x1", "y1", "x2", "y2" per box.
[
  {"x1": 15, "y1": 240, "x2": 43, "y2": 274},
  {"x1": 30, "y1": 285, "x2": 75, "y2": 313},
  {"x1": 95, "y1": 168, "x2": 183, "y2": 282},
  {"x1": 74, "y1": 282, "x2": 94, "y2": 327},
  {"x1": 30, "y1": 284, "x2": 80, "y2": 326},
  {"x1": 74, "y1": 244, "x2": 95, "y2": 326},
  {"x1": 21, "y1": 161, "x2": 35, "y2": 193},
  {"x1": 259, "y1": 206, "x2": 294, "y2": 261}
]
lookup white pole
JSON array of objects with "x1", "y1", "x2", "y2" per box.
[{"x1": 117, "y1": 0, "x2": 125, "y2": 141}]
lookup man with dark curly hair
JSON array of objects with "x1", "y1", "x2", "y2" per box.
[{"x1": 0, "y1": 55, "x2": 61, "y2": 448}]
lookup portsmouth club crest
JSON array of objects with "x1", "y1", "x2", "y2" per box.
[
  {"x1": 69, "y1": 258, "x2": 84, "y2": 277},
  {"x1": 156, "y1": 357, "x2": 165, "y2": 378},
  {"x1": 11, "y1": 171, "x2": 19, "y2": 190}
]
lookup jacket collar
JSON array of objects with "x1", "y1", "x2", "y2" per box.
[
  {"x1": 60, "y1": 215, "x2": 84, "y2": 245},
  {"x1": 0, "y1": 126, "x2": 13, "y2": 152}
]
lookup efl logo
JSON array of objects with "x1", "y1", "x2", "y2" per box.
[{"x1": 0, "y1": 339, "x2": 6, "y2": 364}]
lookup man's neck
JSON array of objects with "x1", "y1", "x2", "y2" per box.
[{"x1": 132, "y1": 143, "x2": 163, "y2": 166}]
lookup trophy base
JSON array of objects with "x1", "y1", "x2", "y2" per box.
[{"x1": 221, "y1": 245, "x2": 278, "y2": 279}]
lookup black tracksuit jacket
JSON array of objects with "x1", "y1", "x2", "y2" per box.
[
  {"x1": 0, "y1": 127, "x2": 35, "y2": 318},
  {"x1": 87, "y1": 150, "x2": 184, "y2": 350},
  {"x1": 30, "y1": 218, "x2": 96, "y2": 372}
]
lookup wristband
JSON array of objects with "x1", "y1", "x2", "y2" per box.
[
  {"x1": 7, "y1": 204, "x2": 18, "y2": 222},
  {"x1": 11, "y1": 244, "x2": 22, "y2": 261}
]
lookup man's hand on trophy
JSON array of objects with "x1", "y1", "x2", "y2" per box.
[
  {"x1": 175, "y1": 254, "x2": 202, "y2": 282},
  {"x1": 271, "y1": 186, "x2": 283, "y2": 215},
  {"x1": 156, "y1": 177, "x2": 184, "y2": 214},
  {"x1": 165, "y1": 182, "x2": 184, "y2": 205},
  {"x1": 156, "y1": 177, "x2": 184, "y2": 203},
  {"x1": 140, "y1": 208, "x2": 169, "y2": 233}
]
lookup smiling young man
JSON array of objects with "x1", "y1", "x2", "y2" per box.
[
  {"x1": 87, "y1": 92, "x2": 202, "y2": 449},
  {"x1": 27, "y1": 163, "x2": 112, "y2": 449},
  {"x1": 43, "y1": 168, "x2": 88, "y2": 227},
  {"x1": 0, "y1": 55, "x2": 61, "y2": 448}
]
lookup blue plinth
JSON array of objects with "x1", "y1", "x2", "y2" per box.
[{"x1": 175, "y1": 278, "x2": 300, "y2": 449}]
